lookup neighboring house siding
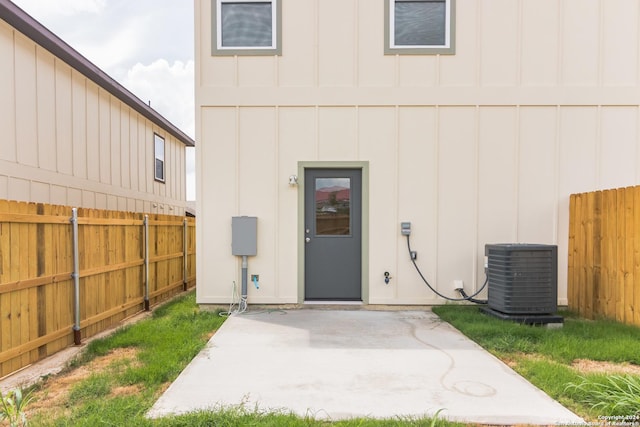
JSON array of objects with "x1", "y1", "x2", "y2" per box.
[
  {"x1": 0, "y1": 3, "x2": 191, "y2": 216},
  {"x1": 195, "y1": 0, "x2": 640, "y2": 305}
]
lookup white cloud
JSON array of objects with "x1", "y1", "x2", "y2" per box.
[
  {"x1": 13, "y1": 1, "x2": 193, "y2": 75},
  {"x1": 69, "y1": 29, "x2": 140, "y2": 74},
  {"x1": 120, "y1": 59, "x2": 195, "y2": 138},
  {"x1": 13, "y1": 0, "x2": 106, "y2": 16},
  {"x1": 11, "y1": 0, "x2": 197, "y2": 200}
]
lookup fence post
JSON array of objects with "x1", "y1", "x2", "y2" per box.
[
  {"x1": 183, "y1": 218, "x2": 188, "y2": 291},
  {"x1": 70, "y1": 208, "x2": 82, "y2": 345},
  {"x1": 144, "y1": 214, "x2": 150, "y2": 311}
]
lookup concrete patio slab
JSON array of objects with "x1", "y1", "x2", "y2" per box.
[{"x1": 147, "y1": 309, "x2": 583, "y2": 425}]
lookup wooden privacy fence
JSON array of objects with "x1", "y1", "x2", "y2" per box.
[
  {"x1": 568, "y1": 186, "x2": 640, "y2": 327},
  {"x1": 0, "y1": 200, "x2": 196, "y2": 378}
]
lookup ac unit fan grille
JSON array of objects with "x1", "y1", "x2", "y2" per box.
[{"x1": 486, "y1": 244, "x2": 557, "y2": 315}]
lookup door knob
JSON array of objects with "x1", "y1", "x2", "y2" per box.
[{"x1": 305, "y1": 237, "x2": 311, "y2": 243}]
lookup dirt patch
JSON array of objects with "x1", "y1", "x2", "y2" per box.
[
  {"x1": 27, "y1": 347, "x2": 140, "y2": 419},
  {"x1": 503, "y1": 353, "x2": 640, "y2": 376},
  {"x1": 502, "y1": 353, "x2": 547, "y2": 369},
  {"x1": 571, "y1": 359, "x2": 640, "y2": 376},
  {"x1": 111, "y1": 384, "x2": 143, "y2": 397}
]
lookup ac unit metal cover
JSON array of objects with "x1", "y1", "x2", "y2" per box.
[{"x1": 485, "y1": 244, "x2": 558, "y2": 315}]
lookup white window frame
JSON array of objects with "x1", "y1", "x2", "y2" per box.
[
  {"x1": 212, "y1": 0, "x2": 282, "y2": 56},
  {"x1": 154, "y1": 134, "x2": 165, "y2": 183},
  {"x1": 385, "y1": 0, "x2": 455, "y2": 55}
]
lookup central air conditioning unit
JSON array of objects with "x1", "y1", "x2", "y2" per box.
[{"x1": 483, "y1": 243, "x2": 562, "y2": 325}]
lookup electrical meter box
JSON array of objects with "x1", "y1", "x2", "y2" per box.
[{"x1": 232, "y1": 216, "x2": 257, "y2": 256}]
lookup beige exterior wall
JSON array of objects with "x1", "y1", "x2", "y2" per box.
[
  {"x1": 195, "y1": 0, "x2": 640, "y2": 305},
  {"x1": 0, "y1": 18, "x2": 187, "y2": 216}
]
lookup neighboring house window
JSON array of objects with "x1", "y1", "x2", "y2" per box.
[
  {"x1": 212, "y1": 0, "x2": 282, "y2": 56},
  {"x1": 385, "y1": 0, "x2": 455, "y2": 55},
  {"x1": 154, "y1": 134, "x2": 165, "y2": 183}
]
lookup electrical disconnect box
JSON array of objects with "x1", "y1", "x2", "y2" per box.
[
  {"x1": 401, "y1": 222, "x2": 411, "y2": 236},
  {"x1": 232, "y1": 216, "x2": 257, "y2": 256}
]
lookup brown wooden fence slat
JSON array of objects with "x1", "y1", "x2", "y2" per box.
[
  {"x1": 0, "y1": 200, "x2": 196, "y2": 378},
  {"x1": 0, "y1": 326, "x2": 71, "y2": 365},
  {"x1": 150, "y1": 252, "x2": 184, "y2": 264},
  {"x1": 17, "y1": 202, "x2": 30, "y2": 368},
  {"x1": 0, "y1": 213, "x2": 71, "y2": 224},
  {"x1": 149, "y1": 279, "x2": 185, "y2": 299},
  {"x1": 609, "y1": 190, "x2": 617, "y2": 318},
  {"x1": 148, "y1": 220, "x2": 185, "y2": 226},
  {"x1": 635, "y1": 186, "x2": 640, "y2": 327},
  {"x1": 77, "y1": 217, "x2": 144, "y2": 226},
  {"x1": 576, "y1": 193, "x2": 586, "y2": 316},
  {"x1": 79, "y1": 260, "x2": 144, "y2": 279},
  {"x1": 0, "y1": 272, "x2": 73, "y2": 295},
  {"x1": 615, "y1": 189, "x2": 625, "y2": 323},
  {"x1": 79, "y1": 298, "x2": 144, "y2": 330},
  {"x1": 568, "y1": 194, "x2": 576, "y2": 312},
  {"x1": 568, "y1": 186, "x2": 639, "y2": 327},
  {"x1": 585, "y1": 191, "x2": 596, "y2": 318},
  {"x1": 592, "y1": 191, "x2": 602, "y2": 318},
  {"x1": 623, "y1": 187, "x2": 635, "y2": 324}
]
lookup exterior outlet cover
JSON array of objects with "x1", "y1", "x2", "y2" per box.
[{"x1": 453, "y1": 279, "x2": 464, "y2": 290}]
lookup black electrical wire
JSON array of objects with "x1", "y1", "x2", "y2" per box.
[
  {"x1": 406, "y1": 234, "x2": 488, "y2": 303},
  {"x1": 456, "y1": 287, "x2": 488, "y2": 305}
]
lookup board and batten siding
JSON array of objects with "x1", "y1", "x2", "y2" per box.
[
  {"x1": 0, "y1": 16, "x2": 187, "y2": 216},
  {"x1": 195, "y1": 0, "x2": 640, "y2": 305}
]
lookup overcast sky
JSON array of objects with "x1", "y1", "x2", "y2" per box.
[{"x1": 11, "y1": 0, "x2": 196, "y2": 200}]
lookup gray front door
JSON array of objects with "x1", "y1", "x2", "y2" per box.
[{"x1": 304, "y1": 169, "x2": 362, "y2": 300}]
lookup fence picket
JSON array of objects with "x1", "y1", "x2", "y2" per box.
[
  {"x1": 575, "y1": 193, "x2": 586, "y2": 317},
  {"x1": 593, "y1": 191, "x2": 602, "y2": 318},
  {"x1": 585, "y1": 192, "x2": 596, "y2": 318},
  {"x1": 568, "y1": 195, "x2": 576, "y2": 312},
  {"x1": 635, "y1": 187, "x2": 640, "y2": 327},
  {"x1": 624, "y1": 188, "x2": 635, "y2": 324},
  {"x1": 0, "y1": 200, "x2": 195, "y2": 378},
  {"x1": 615, "y1": 189, "x2": 626, "y2": 323},
  {"x1": 569, "y1": 186, "x2": 639, "y2": 327}
]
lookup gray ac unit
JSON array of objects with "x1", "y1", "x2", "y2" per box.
[{"x1": 485, "y1": 244, "x2": 558, "y2": 315}]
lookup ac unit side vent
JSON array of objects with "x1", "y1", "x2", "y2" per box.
[{"x1": 485, "y1": 244, "x2": 558, "y2": 315}]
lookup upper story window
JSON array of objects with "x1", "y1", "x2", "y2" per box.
[
  {"x1": 212, "y1": 0, "x2": 282, "y2": 56},
  {"x1": 154, "y1": 134, "x2": 165, "y2": 183},
  {"x1": 385, "y1": 0, "x2": 455, "y2": 55}
]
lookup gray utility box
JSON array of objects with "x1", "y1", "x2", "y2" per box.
[
  {"x1": 485, "y1": 243, "x2": 557, "y2": 315},
  {"x1": 232, "y1": 216, "x2": 257, "y2": 256}
]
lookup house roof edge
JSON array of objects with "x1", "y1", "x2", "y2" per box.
[{"x1": 0, "y1": 0, "x2": 195, "y2": 147}]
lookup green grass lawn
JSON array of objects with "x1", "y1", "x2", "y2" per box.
[
  {"x1": 25, "y1": 293, "x2": 457, "y2": 427},
  {"x1": 19, "y1": 296, "x2": 640, "y2": 426},
  {"x1": 29, "y1": 292, "x2": 228, "y2": 426},
  {"x1": 432, "y1": 305, "x2": 640, "y2": 421}
]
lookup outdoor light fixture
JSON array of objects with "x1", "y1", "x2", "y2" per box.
[{"x1": 289, "y1": 175, "x2": 298, "y2": 186}]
